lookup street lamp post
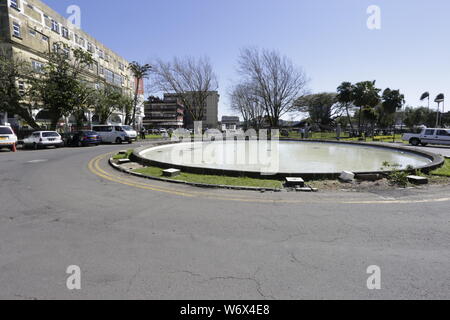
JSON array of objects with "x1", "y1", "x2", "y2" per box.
[{"x1": 435, "y1": 94, "x2": 445, "y2": 128}]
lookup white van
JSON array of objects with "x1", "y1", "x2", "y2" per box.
[{"x1": 92, "y1": 125, "x2": 137, "y2": 144}]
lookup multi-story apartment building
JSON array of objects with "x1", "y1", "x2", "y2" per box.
[
  {"x1": 0, "y1": 0, "x2": 143, "y2": 129},
  {"x1": 143, "y1": 95, "x2": 184, "y2": 129},
  {"x1": 165, "y1": 91, "x2": 219, "y2": 129}
]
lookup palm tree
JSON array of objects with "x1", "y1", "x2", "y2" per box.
[
  {"x1": 382, "y1": 88, "x2": 405, "y2": 141},
  {"x1": 420, "y1": 92, "x2": 430, "y2": 110},
  {"x1": 336, "y1": 82, "x2": 356, "y2": 136},
  {"x1": 128, "y1": 61, "x2": 152, "y2": 127}
]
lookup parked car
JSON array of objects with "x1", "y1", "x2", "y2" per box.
[
  {"x1": 66, "y1": 131, "x2": 102, "y2": 147},
  {"x1": 92, "y1": 125, "x2": 137, "y2": 144},
  {"x1": 0, "y1": 126, "x2": 18, "y2": 152},
  {"x1": 280, "y1": 129, "x2": 290, "y2": 137},
  {"x1": 23, "y1": 131, "x2": 64, "y2": 149},
  {"x1": 403, "y1": 128, "x2": 450, "y2": 146}
]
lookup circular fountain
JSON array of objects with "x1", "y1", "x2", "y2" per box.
[{"x1": 134, "y1": 140, "x2": 444, "y2": 179}]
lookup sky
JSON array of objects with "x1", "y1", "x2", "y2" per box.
[{"x1": 43, "y1": 0, "x2": 450, "y2": 120}]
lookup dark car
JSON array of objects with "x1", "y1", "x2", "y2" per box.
[
  {"x1": 280, "y1": 129, "x2": 290, "y2": 137},
  {"x1": 67, "y1": 131, "x2": 102, "y2": 147}
]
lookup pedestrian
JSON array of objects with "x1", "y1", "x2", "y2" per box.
[
  {"x1": 140, "y1": 127, "x2": 146, "y2": 140},
  {"x1": 299, "y1": 127, "x2": 305, "y2": 139},
  {"x1": 336, "y1": 124, "x2": 341, "y2": 140},
  {"x1": 304, "y1": 125, "x2": 310, "y2": 139}
]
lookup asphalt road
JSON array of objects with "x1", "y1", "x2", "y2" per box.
[{"x1": 0, "y1": 143, "x2": 449, "y2": 300}]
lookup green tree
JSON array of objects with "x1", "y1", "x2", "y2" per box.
[
  {"x1": 128, "y1": 61, "x2": 151, "y2": 127},
  {"x1": 352, "y1": 81, "x2": 381, "y2": 135},
  {"x1": 404, "y1": 106, "x2": 434, "y2": 129},
  {"x1": 92, "y1": 86, "x2": 131, "y2": 125},
  {"x1": 72, "y1": 81, "x2": 97, "y2": 130},
  {"x1": 294, "y1": 92, "x2": 342, "y2": 129},
  {"x1": 381, "y1": 88, "x2": 405, "y2": 138},
  {"x1": 0, "y1": 50, "x2": 40, "y2": 129},
  {"x1": 336, "y1": 82, "x2": 356, "y2": 136},
  {"x1": 29, "y1": 44, "x2": 94, "y2": 130}
]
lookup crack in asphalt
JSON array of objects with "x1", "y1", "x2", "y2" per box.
[{"x1": 173, "y1": 268, "x2": 276, "y2": 300}]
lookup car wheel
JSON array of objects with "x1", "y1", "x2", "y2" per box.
[
  {"x1": 33, "y1": 143, "x2": 38, "y2": 150},
  {"x1": 410, "y1": 138, "x2": 420, "y2": 146},
  {"x1": 116, "y1": 138, "x2": 122, "y2": 144},
  {"x1": 77, "y1": 141, "x2": 83, "y2": 148}
]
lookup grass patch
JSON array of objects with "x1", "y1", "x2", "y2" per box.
[
  {"x1": 431, "y1": 158, "x2": 450, "y2": 177},
  {"x1": 133, "y1": 166, "x2": 283, "y2": 189},
  {"x1": 287, "y1": 132, "x2": 404, "y2": 142},
  {"x1": 145, "y1": 134, "x2": 163, "y2": 140},
  {"x1": 113, "y1": 150, "x2": 133, "y2": 160}
]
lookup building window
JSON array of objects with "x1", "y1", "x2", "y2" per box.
[
  {"x1": 99, "y1": 65, "x2": 104, "y2": 75},
  {"x1": 51, "y1": 20, "x2": 59, "y2": 33},
  {"x1": 87, "y1": 42, "x2": 94, "y2": 53},
  {"x1": 10, "y1": 0, "x2": 20, "y2": 10},
  {"x1": 105, "y1": 69, "x2": 114, "y2": 84},
  {"x1": 42, "y1": 35, "x2": 49, "y2": 42},
  {"x1": 52, "y1": 42, "x2": 61, "y2": 53},
  {"x1": 18, "y1": 81, "x2": 25, "y2": 96},
  {"x1": 32, "y1": 60, "x2": 44, "y2": 72},
  {"x1": 29, "y1": 29, "x2": 36, "y2": 37},
  {"x1": 12, "y1": 22, "x2": 21, "y2": 38},
  {"x1": 114, "y1": 74, "x2": 123, "y2": 86},
  {"x1": 75, "y1": 35, "x2": 85, "y2": 47},
  {"x1": 62, "y1": 27, "x2": 69, "y2": 39},
  {"x1": 63, "y1": 46, "x2": 70, "y2": 57},
  {"x1": 105, "y1": 54, "x2": 110, "y2": 62}
]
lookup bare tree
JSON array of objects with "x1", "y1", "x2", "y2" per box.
[
  {"x1": 150, "y1": 56, "x2": 218, "y2": 123},
  {"x1": 230, "y1": 82, "x2": 265, "y2": 130},
  {"x1": 237, "y1": 47, "x2": 308, "y2": 128}
]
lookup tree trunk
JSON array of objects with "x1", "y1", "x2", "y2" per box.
[
  {"x1": 345, "y1": 104, "x2": 355, "y2": 136},
  {"x1": 358, "y1": 106, "x2": 363, "y2": 136},
  {"x1": 16, "y1": 109, "x2": 41, "y2": 130},
  {"x1": 131, "y1": 79, "x2": 140, "y2": 128},
  {"x1": 50, "y1": 112, "x2": 61, "y2": 131}
]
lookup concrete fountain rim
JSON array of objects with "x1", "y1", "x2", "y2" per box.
[{"x1": 131, "y1": 139, "x2": 445, "y2": 180}]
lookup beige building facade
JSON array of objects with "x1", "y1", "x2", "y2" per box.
[
  {"x1": 0, "y1": 0, "x2": 143, "y2": 128},
  {"x1": 165, "y1": 91, "x2": 219, "y2": 129}
]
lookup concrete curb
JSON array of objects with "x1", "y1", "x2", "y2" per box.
[{"x1": 108, "y1": 158, "x2": 282, "y2": 193}]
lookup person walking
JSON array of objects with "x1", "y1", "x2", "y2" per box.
[
  {"x1": 140, "y1": 127, "x2": 146, "y2": 140},
  {"x1": 299, "y1": 127, "x2": 305, "y2": 139}
]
